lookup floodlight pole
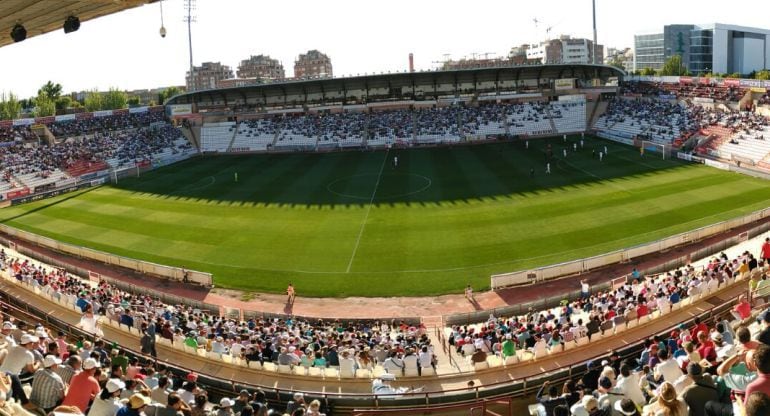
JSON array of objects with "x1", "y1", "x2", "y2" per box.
[
  {"x1": 592, "y1": 0, "x2": 598, "y2": 64},
  {"x1": 185, "y1": 0, "x2": 196, "y2": 91}
]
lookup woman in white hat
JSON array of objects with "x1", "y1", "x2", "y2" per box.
[{"x1": 87, "y1": 379, "x2": 125, "y2": 416}]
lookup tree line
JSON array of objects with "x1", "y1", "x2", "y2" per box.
[
  {"x1": 0, "y1": 82, "x2": 183, "y2": 121},
  {"x1": 632, "y1": 55, "x2": 770, "y2": 80}
]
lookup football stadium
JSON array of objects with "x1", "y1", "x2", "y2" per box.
[{"x1": 2, "y1": 1, "x2": 770, "y2": 416}]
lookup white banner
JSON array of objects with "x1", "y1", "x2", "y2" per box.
[
  {"x1": 479, "y1": 92, "x2": 542, "y2": 101},
  {"x1": 56, "y1": 178, "x2": 77, "y2": 188},
  {"x1": 12, "y1": 118, "x2": 35, "y2": 126},
  {"x1": 692, "y1": 97, "x2": 714, "y2": 104},
  {"x1": 558, "y1": 94, "x2": 586, "y2": 102},
  {"x1": 93, "y1": 110, "x2": 113, "y2": 118},
  {"x1": 167, "y1": 104, "x2": 193, "y2": 116},
  {"x1": 129, "y1": 106, "x2": 149, "y2": 114},
  {"x1": 54, "y1": 114, "x2": 77, "y2": 122},
  {"x1": 554, "y1": 78, "x2": 574, "y2": 90},
  {"x1": 704, "y1": 158, "x2": 729, "y2": 170}
]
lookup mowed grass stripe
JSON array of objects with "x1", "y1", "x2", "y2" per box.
[
  {"x1": 1, "y1": 137, "x2": 770, "y2": 297},
  {"x1": 23, "y1": 204, "x2": 233, "y2": 245}
]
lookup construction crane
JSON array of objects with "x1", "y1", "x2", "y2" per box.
[
  {"x1": 466, "y1": 52, "x2": 495, "y2": 60},
  {"x1": 431, "y1": 53, "x2": 452, "y2": 69},
  {"x1": 533, "y1": 17, "x2": 561, "y2": 43},
  {"x1": 532, "y1": 18, "x2": 549, "y2": 43}
]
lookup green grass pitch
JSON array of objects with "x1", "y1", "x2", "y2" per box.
[{"x1": 2, "y1": 135, "x2": 770, "y2": 297}]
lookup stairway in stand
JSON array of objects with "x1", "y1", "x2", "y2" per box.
[
  {"x1": 589, "y1": 99, "x2": 608, "y2": 129},
  {"x1": 66, "y1": 159, "x2": 109, "y2": 177},
  {"x1": 543, "y1": 106, "x2": 558, "y2": 135}
]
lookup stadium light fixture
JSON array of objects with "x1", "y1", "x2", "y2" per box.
[
  {"x1": 10, "y1": 23, "x2": 27, "y2": 42},
  {"x1": 159, "y1": 0, "x2": 166, "y2": 38},
  {"x1": 64, "y1": 16, "x2": 80, "y2": 34}
]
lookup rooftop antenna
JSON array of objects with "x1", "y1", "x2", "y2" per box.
[{"x1": 184, "y1": 0, "x2": 197, "y2": 90}]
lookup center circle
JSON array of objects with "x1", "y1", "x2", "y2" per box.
[{"x1": 327, "y1": 173, "x2": 432, "y2": 200}]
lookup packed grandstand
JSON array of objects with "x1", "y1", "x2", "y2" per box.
[{"x1": 0, "y1": 46, "x2": 770, "y2": 416}]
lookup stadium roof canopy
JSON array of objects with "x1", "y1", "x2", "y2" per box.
[
  {"x1": 166, "y1": 63, "x2": 624, "y2": 107},
  {"x1": 0, "y1": 0, "x2": 155, "y2": 48}
]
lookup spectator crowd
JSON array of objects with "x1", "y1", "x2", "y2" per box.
[
  {"x1": 519, "y1": 247, "x2": 770, "y2": 416},
  {"x1": 597, "y1": 95, "x2": 769, "y2": 147},
  {"x1": 622, "y1": 82, "x2": 747, "y2": 103},
  {"x1": 0, "y1": 112, "x2": 192, "y2": 185},
  {"x1": 0, "y1": 248, "x2": 345, "y2": 415}
]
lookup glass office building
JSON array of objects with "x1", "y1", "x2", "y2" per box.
[{"x1": 634, "y1": 23, "x2": 770, "y2": 75}]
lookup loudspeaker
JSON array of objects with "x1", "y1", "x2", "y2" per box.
[
  {"x1": 10, "y1": 24, "x2": 26, "y2": 42},
  {"x1": 64, "y1": 16, "x2": 80, "y2": 34}
]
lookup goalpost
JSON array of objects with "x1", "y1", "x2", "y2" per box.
[{"x1": 634, "y1": 139, "x2": 672, "y2": 160}]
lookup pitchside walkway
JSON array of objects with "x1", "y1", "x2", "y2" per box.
[{"x1": 2, "y1": 215, "x2": 768, "y2": 320}]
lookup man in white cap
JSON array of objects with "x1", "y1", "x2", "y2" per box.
[
  {"x1": 217, "y1": 397, "x2": 235, "y2": 416},
  {"x1": 62, "y1": 358, "x2": 100, "y2": 412},
  {"x1": 461, "y1": 337, "x2": 476, "y2": 357},
  {"x1": 0, "y1": 322, "x2": 16, "y2": 348},
  {"x1": 0, "y1": 334, "x2": 38, "y2": 377},
  {"x1": 30, "y1": 355, "x2": 67, "y2": 412},
  {"x1": 34, "y1": 326, "x2": 50, "y2": 345},
  {"x1": 210, "y1": 336, "x2": 227, "y2": 354},
  {"x1": 277, "y1": 347, "x2": 300, "y2": 366},
  {"x1": 501, "y1": 333, "x2": 516, "y2": 359},
  {"x1": 285, "y1": 393, "x2": 305, "y2": 414}
]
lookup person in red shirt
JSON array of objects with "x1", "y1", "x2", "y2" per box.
[
  {"x1": 636, "y1": 303, "x2": 649, "y2": 318},
  {"x1": 692, "y1": 317, "x2": 709, "y2": 341},
  {"x1": 697, "y1": 331, "x2": 715, "y2": 350},
  {"x1": 760, "y1": 237, "x2": 770, "y2": 264},
  {"x1": 61, "y1": 358, "x2": 101, "y2": 412},
  {"x1": 733, "y1": 295, "x2": 752, "y2": 321},
  {"x1": 745, "y1": 344, "x2": 770, "y2": 405}
]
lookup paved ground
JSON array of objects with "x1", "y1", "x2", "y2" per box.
[{"x1": 3, "y1": 216, "x2": 768, "y2": 320}]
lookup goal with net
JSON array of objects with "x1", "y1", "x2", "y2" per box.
[{"x1": 633, "y1": 139, "x2": 672, "y2": 160}]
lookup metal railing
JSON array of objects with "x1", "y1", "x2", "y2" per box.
[
  {"x1": 444, "y1": 218, "x2": 770, "y2": 326},
  {"x1": 352, "y1": 396, "x2": 513, "y2": 415},
  {"x1": 0, "y1": 224, "x2": 213, "y2": 286},
  {"x1": 491, "y1": 206, "x2": 770, "y2": 289}
]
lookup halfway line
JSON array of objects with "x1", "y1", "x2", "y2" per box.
[{"x1": 346, "y1": 150, "x2": 389, "y2": 273}]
